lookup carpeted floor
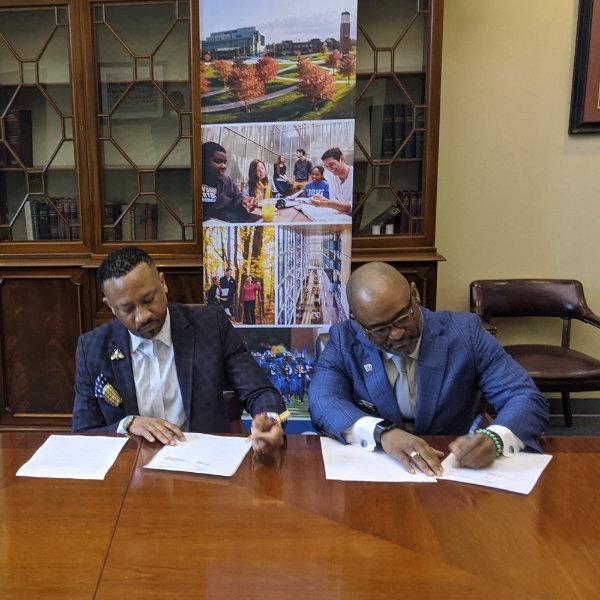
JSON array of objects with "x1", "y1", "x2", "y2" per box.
[{"x1": 545, "y1": 415, "x2": 600, "y2": 436}]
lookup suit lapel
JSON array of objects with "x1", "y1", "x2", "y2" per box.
[
  {"x1": 353, "y1": 323, "x2": 402, "y2": 422},
  {"x1": 416, "y1": 311, "x2": 448, "y2": 432},
  {"x1": 109, "y1": 324, "x2": 139, "y2": 416},
  {"x1": 170, "y1": 306, "x2": 194, "y2": 428}
]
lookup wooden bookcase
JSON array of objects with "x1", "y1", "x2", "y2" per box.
[
  {"x1": 0, "y1": 0, "x2": 443, "y2": 428},
  {"x1": 352, "y1": 0, "x2": 445, "y2": 308}
]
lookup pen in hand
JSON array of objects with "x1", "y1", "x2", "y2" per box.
[{"x1": 468, "y1": 414, "x2": 483, "y2": 435}]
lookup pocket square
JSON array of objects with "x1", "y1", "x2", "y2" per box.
[{"x1": 94, "y1": 374, "x2": 123, "y2": 408}]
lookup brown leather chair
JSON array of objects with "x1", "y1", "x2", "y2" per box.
[{"x1": 470, "y1": 279, "x2": 600, "y2": 426}]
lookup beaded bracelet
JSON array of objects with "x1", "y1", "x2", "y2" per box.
[{"x1": 475, "y1": 427, "x2": 504, "y2": 457}]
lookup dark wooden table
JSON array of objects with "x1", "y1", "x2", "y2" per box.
[{"x1": 2, "y1": 434, "x2": 600, "y2": 599}]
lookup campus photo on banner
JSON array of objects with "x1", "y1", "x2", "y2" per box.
[{"x1": 199, "y1": 0, "x2": 357, "y2": 424}]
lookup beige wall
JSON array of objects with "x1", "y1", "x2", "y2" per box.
[{"x1": 437, "y1": 0, "x2": 600, "y2": 357}]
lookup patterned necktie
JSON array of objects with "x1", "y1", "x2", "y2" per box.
[{"x1": 391, "y1": 355, "x2": 413, "y2": 422}]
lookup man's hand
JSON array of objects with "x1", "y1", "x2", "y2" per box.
[
  {"x1": 381, "y1": 429, "x2": 444, "y2": 476},
  {"x1": 128, "y1": 416, "x2": 185, "y2": 446},
  {"x1": 242, "y1": 197, "x2": 258, "y2": 212},
  {"x1": 250, "y1": 413, "x2": 284, "y2": 456},
  {"x1": 309, "y1": 195, "x2": 326, "y2": 207},
  {"x1": 448, "y1": 434, "x2": 496, "y2": 468}
]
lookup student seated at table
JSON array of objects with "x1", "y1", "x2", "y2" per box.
[
  {"x1": 303, "y1": 166, "x2": 330, "y2": 201},
  {"x1": 308, "y1": 262, "x2": 549, "y2": 475},
  {"x1": 243, "y1": 159, "x2": 280, "y2": 201},
  {"x1": 72, "y1": 246, "x2": 285, "y2": 454},
  {"x1": 201, "y1": 141, "x2": 258, "y2": 223}
]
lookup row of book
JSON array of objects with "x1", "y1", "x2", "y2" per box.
[
  {"x1": 396, "y1": 190, "x2": 423, "y2": 235},
  {"x1": 23, "y1": 197, "x2": 79, "y2": 240},
  {"x1": 0, "y1": 110, "x2": 33, "y2": 168},
  {"x1": 104, "y1": 201, "x2": 158, "y2": 241},
  {"x1": 365, "y1": 190, "x2": 423, "y2": 236},
  {"x1": 370, "y1": 104, "x2": 425, "y2": 160}
]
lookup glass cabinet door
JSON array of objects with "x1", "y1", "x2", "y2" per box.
[
  {"x1": 92, "y1": 0, "x2": 194, "y2": 242},
  {"x1": 0, "y1": 5, "x2": 80, "y2": 243},
  {"x1": 353, "y1": 0, "x2": 431, "y2": 238}
]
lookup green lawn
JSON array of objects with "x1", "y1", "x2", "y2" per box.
[
  {"x1": 201, "y1": 81, "x2": 356, "y2": 123},
  {"x1": 201, "y1": 80, "x2": 295, "y2": 107}
]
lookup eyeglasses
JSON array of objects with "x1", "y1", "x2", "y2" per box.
[{"x1": 361, "y1": 299, "x2": 415, "y2": 341}]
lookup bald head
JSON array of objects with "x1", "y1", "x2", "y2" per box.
[{"x1": 348, "y1": 262, "x2": 416, "y2": 326}]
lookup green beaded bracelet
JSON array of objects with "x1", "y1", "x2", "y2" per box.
[{"x1": 475, "y1": 427, "x2": 504, "y2": 457}]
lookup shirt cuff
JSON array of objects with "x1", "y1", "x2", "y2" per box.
[
  {"x1": 488, "y1": 424, "x2": 524, "y2": 457},
  {"x1": 342, "y1": 416, "x2": 383, "y2": 451},
  {"x1": 116, "y1": 416, "x2": 129, "y2": 435}
]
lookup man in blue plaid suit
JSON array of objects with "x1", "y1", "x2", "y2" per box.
[
  {"x1": 72, "y1": 247, "x2": 285, "y2": 454},
  {"x1": 309, "y1": 263, "x2": 548, "y2": 475}
]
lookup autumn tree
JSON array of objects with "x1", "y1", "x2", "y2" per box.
[
  {"x1": 227, "y1": 62, "x2": 264, "y2": 111},
  {"x1": 298, "y1": 63, "x2": 335, "y2": 105},
  {"x1": 212, "y1": 59, "x2": 233, "y2": 89},
  {"x1": 338, "y1": 54, "x2": 356, "y2": 83},
  {"x1": 296, "y1": 55, "x2": 312, "y2": 79},
  {"x1": 255, "y1": 55, "x2": 279, "y2": 83},
  {"x1": 199, "y1": 62, "x2": 208, "y2": 94},
  {"x1": 324, "y1": 50, "x2": 342, "y2": 73}
]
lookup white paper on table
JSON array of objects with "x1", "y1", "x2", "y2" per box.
[
  {"x1": 320, "y1": 437, "x2": 436, "y2": 483},
  {"x1": 439, "y1": 452, "x2": 553, "y2": 495},
  {"x1": 297, "y1": 205, "x2": 352, "y2": 223},
  {"x1": 144, "y1": 433, "x2": 251, "y2": 477},
  {"x1": 16, "y1": 435, "x2": 128, "y2": 480}
]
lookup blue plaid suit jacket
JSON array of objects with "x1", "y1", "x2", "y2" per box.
[
  {"x1": 308, "y1": 308, "x2": 548, "y2": 451},
  {"x1": 72, "y1": 304, "x2": 284, "y2": 434}
]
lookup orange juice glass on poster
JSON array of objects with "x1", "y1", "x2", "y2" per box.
[{"x1": 262, "y1": 198, "x2": 275, "y2": 223}]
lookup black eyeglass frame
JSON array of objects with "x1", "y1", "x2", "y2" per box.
[{"x1": 360, "y1": 297, "x2": 416, "y2": 341}]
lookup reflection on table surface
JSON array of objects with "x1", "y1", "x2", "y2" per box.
[{"x1": 2, "y1": 433, "x2": 600, "y2": 599}]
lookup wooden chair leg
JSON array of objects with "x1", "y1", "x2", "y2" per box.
[{"x1": 561, "y1": 391, "x2": 573, "y2": 427}]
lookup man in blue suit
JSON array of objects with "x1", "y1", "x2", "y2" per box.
[
  {"x1": 72, "y1": 247, "x2": 285, "y2": 454},
  {"x1": 309, "y1": 263, "x2": 548, "y2": 475}
]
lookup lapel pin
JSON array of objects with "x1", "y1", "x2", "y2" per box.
[
  {"x1": 110, "y1": 348, "x2": 125, "y2": 361},
  {"x1": 364, "y1": 363, "x2": 373, "y2": 372}
]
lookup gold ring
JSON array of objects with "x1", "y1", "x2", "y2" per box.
[{"x1": 409, "y1": 450, "x2": 420, "y2": 459}]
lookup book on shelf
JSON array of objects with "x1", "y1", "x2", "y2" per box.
[
  {"x1": 114, "y1": 202, "x2": 158, "y2": 241},
  {"x1": 381, "y1": 104, "x2": 395, "y2": 158},
  {"x1": 368, "y1": 104, "x2": 384, "y2": 160},
  {"x1": 4, "y1": 110, "x2": 33, "y2": 168},
  {"x1": 394, "y1": 190, "x2": 423, "y2": 234},
  {"x1": 403, "y1": 105, "x2": 415, "y2": 159},
  {"x1": 22, "y1": 197, "x2": 79, "y2": 241},
  {"x1": 393, "y1": 104, "x2": 406, "y2": 157},
  {"x1": 0, "y1": 171, "x2": 6, "y2": 225},
  {"x1": 0, "y1": 143, "x2": 7, "y2": 168},
  {"x1": 368, "y1": 103, "x2": 423, "y2": 160},
  {"x1": 415, "y1": 108, "x2": 426, "y2": 159}
]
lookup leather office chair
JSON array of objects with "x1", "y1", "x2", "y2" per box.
[{"x1": 470, "y1": 279, "x2": 600, "y2": 427}]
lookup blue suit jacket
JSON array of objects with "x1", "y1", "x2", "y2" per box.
[
  {"x1": 72, "y1": 304, "x2": 284, "y2": 434},
  {"x1": 309, "y1": 309, "x2": 548, "y2": 451}
]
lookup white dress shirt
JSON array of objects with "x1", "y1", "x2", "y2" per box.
[
  {"x1": 117, "y1": 309, "x2": 186, "y2": 433},
  {"x1": 343, "y1": 337, "x2": 524, "y2": 457}
]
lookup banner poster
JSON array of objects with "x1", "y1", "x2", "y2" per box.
[{"x1": 199, "y1": 0, "x2": 357, "y2": 431}]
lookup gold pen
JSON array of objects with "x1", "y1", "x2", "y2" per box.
[{"x1": 246, "y1": 410, "x2": 290, "y2": 441}]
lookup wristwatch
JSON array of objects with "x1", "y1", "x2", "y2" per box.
[
  {"x1": 373, "y1": 419, "x2": 396, "y2": 449},
  {"x1": 122, "y1": 415, "x2": 135, "y2": 434}
]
